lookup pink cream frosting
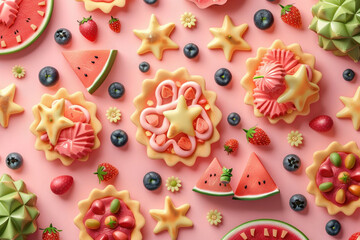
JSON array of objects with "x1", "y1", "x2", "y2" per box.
[{"x1": 0, "y1": 0, "x2": 22, "y2": 27}]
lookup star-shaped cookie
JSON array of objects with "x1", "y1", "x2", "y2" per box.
[
  {"x1": 278, "y1": 65, "x2": 319, "y2": 112},
  {"x1": 207, "y1": 15, "x2": 251, "y2": 61},
  {"x1": 336, "y1": 86, "x2": 360, "y2": 130},
  {"x1": 133, "y1": 14, "x2": 179, "y2": 60},
  {"x1": 0, "y1": 84, "x2": 24, "y2": 128},
  {"x1": 149, "y1": 196, "x2": 193, "y2": 240}
]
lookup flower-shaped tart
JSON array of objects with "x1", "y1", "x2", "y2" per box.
[
  {"x1": 241, "y1": 40, "x2": 322, "y2": 124},
  {"x1": 306, "y1": 141, "x2": 360, "y2": 215},
  {"x1": 74, "y1": 185, "x2": 145, "y2": 240},
  {"x1": 76, "y1": 0, "x2": 126, "y2": 13},
  {"x1": 131, "y1": 68, "x2": 221, "y2": 167},
  {"x1": 29, "y1": 88, "x2": 101, "y2": 166}
]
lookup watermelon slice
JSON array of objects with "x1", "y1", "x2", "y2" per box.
[
  {"x1": 62, "y1": 49, "x2": 117, "y2": 94},
  {"x1": 193, "y1": 157, "x2": 234, "y2": 196},
  {"x1": 0, "y1": 0, "x2": 54, "y2": 55},
  {"x1": 222, "y1": 219, "x2": 309, "y2": 240},
  {"x1": 233, "y1": 152, "x2": 279, "y2": 200}
]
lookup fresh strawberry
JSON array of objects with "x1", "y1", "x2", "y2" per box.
[
  {"x1": 41, "y1": 224, "x2": 62, "y2": 240},
  {"x1": 224, "y1": 139, "x2": 239, "y2": 155},
  {"x1": 94, "y1": 163, "x2": 119, "y2": 183},
  {"x1": 309, "y1": 115, "x2": 333, "y2": 132},
  {"x1": 78, "y1": 16, "x2": 98, "y2": 41},
  {"x1": 50, "y1": 175, "x2": 73, "y2": 195},
  {"x1": 349, "y1": 232, "x2": 360, "y2": 240},
  {"x1": 243, "y1": 126, "x2": 270, "y2": 146},
  {"x1": 280, "y1": 4, "x2": 302, "y2": 28},
  {"x1": 109, "y1": 16, "x2": 121, "y2": 33}
]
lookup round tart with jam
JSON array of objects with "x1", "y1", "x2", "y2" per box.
[{"x1": 306, "y1": 141, "x2": 360, "y2": 215}]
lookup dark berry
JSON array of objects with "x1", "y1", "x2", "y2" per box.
[
  {"x1": 139, "y1": 62, "x2": 150, "y2": 73},
  {"x1": 227, "y1": 112, "x2": 241, "y2": 126},
  {"x1": 283, "y1": 154, "x2": 301, "y2": 172},
  {"x1": 325, "y1": 219, "x2": 341, "y2": 236},
  {"x1": 54, "y1": 28, "x2": 72, "y2": 45},
  {"x1": 144, "y1": 0, "x2": 157, "y2": 4},
  {"x1": 108, "y1": 82, "x2": 125, "y2": 99},
  {"x1": 39, "y1": 66, "x2": 59, "y2": 87},
  {"x1": 254, "y1": 9, "x2": 274, "y2": 30},
  {"x1": 183, "y1": 43, "x2": 199, "y2": 59},
  {"x1": 143, "y1": 171, "x2": 162, "y2": 191},
  {"x1": 215, "y1": 68, "x2": 232, "y2": 86},
  {"x1": 6, "y1": 152, "x2": 23, "y2": 170},
  {"x1": 343, "y1": 69, "x2": 355, "y2": 81},
  {"x1": 111, "y1": 129, "x2": 128, "y2": 147},
  {"x1": 289, "y1": 194, "x2": 307, "y2": 211}
]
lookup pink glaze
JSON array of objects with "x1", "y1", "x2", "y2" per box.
[
  {"x1": 90, "y1": 0, "x2": 114, "y2": 2},
  {"x1": 262, "y1": 49, "x2": 299, "y2": 73},
  {"x1": 254, "y1": 61, "x2": 285, "y2": 93},
  {"x1": 0, "y1": 0, "x2": 22, "y2": 27}
]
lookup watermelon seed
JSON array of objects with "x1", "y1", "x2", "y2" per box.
[
  {"x1": 91, "y1": 61, "x2": 95, "y2": 64},
  {"x1": 214, "y1": 174, "x2": 216, "y2": 176},
  {"x1": 84, "y1": 74, "x2": 88, "y2": 77},
  {"x1": 77, "y1": 67, "x2": 80, "y2": 70},
  {"x1": 95, "y1": 56, "x2": 98, "y2": 59},
  {"x1": 263, "y1": 180, "x2": 266, "y2": 184},
  {"x1": 247, "y1": 174, "x2": 249, "y2": 178},
  {"x1": 204, "y1": 181, "x2": 207, "y2": 184},
  {"x1": 244, "y1": 185, "x2": 247, "y2": 189},
  {"x1": 258, "y1": 181, "x2": 261, "y2": 185},
  {"x1": 219, "y1": 183, "x2": 221, "y2": 186},
  {"x1": 210, "y1": 174, "x2": 212, "y2": 177}
]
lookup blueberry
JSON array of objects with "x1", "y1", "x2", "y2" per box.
[
  {"x1": 39, "y1": 66, "x2": 59, "y2": 87},
  {"x1": 183, "y1": 43, "x2": 199, "y2": 59},
  {"x1": 289, "y1": 194, "x2": 307, "y2": 211},
  {"x1": 111, "y1": 129, "x2": 128, "y2": 147},
  {"x1": 54, "y1": 28, "x2": 72, "y2": 45},
  {"x1": 343, "y1": 69, "x2": 355, "y2": 81},
  {"x1": 139, "y1": 61, "x2": 150, "y2": 73},
  {"x1": 144, "y1": 0, "x2": 157, "y2": 4},
  {"x1": 6, "y1": 152, "x2": 23, "y2": 170},
  {"x1": 325, "y1": 219, "x2": 341, "y2": 236},
  {"x1": 227, "y1": 112, "x2": 241, "y2": 126},
  {"x1": 283, "y1": 154, "x2": 301, "y2": 172},
  {"x1": 254, "y1": 9, "x2": 274, "y2": 30},
  {"x1": 143, "y1": 171, "x2": 162, "y2": 190},
  {"x1": 215, "y1": 68, "x2": 232, "y2": 86},
  {"x1": 108, "y1": 82, "x2": 125, "y2": 99}
]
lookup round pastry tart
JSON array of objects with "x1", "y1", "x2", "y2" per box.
[
  {"x1": 74, "y1": 185, "x2": 145, "y2": 240},
  {"x1": 241, "y1": 40, "x2": 322, "y2": 124},
  {"x1": 306, "y1": 141, "x2": 360, "y2": 216},
  {"x1": 76, "y1": 0, "x2": 126, "y2": 13},
  {"x1": 29, "y1": 88, "x2": 101, "y2": 166},
  {"x1": 131, "y1": 67, "x2": 221, "y2": 167}
]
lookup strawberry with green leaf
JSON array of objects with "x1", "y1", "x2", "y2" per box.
[
  {"x1": 224, "y1": 139, "x2": 239, "y2": 155},
  {"x1": 280, "y1": 4, "x2": 302, "y2": 28},
  {"x1": 243, "y1": 126, "x2": 271, "y2": 146},
  {"x1": 109, "y1": 16, "x2": 121, "y2": 33},
  {"x1": 41, "y1": 224, "x2": 62, "y2": 240},
  {"x1": 94, "y1": 163, "x2": 119, "y2": 183}
]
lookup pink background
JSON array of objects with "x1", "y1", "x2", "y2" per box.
[{"x1": 0, "y1": 0, "x2": 359, "y2": 239}]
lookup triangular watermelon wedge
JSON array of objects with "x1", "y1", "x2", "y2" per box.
[
  {"x1": 193, "y1": 158, "x2": 234, "y2": 196},
  {"x1": 62, "y1": 49, "x2": 117, "y2": 94},
  {"x1": 233, "y1": 152, "x2": 279, "y2": 200}
]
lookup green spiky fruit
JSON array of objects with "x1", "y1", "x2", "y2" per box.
[
  {"x1": 309, "y1": 0, "x2": 360, "y2": 62},
  {"x1": 0, "y1": 174, "x2": 40, "y2": 240}
]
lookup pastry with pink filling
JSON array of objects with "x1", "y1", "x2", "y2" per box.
[
  {"x1": 29, "y1": 88, "x2": 101, "y2": 166},
  {"x1": 241, "y1": 40, "x2": 322, "y2": 124},
  {"x1": 131, "y1": 68, "x2": 221, "y2": 167}
]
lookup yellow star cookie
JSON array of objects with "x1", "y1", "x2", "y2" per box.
[
  {"x1": 0, "y1": 84, "x2": 24, "y2": 128},
  {"x1": 36, "y1": 99, "x2": 74, "y2": 145},
  {"x1": 278, "y1": 65, "x2": 319, "y2": 112},
  {"x1": 76, "y1": 0, "x2": 126, "y2": 14},
  {"x1": 163, "y1": 95, "x2": 202, "y2": 138},
  {"x1": 336, "y1": 86, "x2": 360, "y2": 130},
  {"x1": 149, "y1": 196, "x2": 193, "y2": 240},
  {"x1": 133, "y1": 14, "x2": 179, "y2": 60},
  {"x1": 207, "y1": 15, "x2": 251, "y2": 61}
]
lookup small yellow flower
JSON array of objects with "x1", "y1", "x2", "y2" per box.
[
  {"x1": 206, "y1": 209, "x2": 222, "y2": 226},
  {"x1": 106, "y1": 107, "x2": 121, "y2": 123},
  {"x1": 180, "y1": 12, "x2": 196, "y2": 29},
  {"x1": 12, "y1": 65, "x2": 26, "y2": 78},
  {"x1": 287, "y1": 130, "x2": 303, "y2": 147},
  {"x1": 166, "y1": 176, "x2": 182, "y2": 192}
]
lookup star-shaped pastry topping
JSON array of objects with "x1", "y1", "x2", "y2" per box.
[
  {"x1": 207, "y1": 15, "x2": 251, "y2": 61},
  {"x1": 35, "y1": 99, "x2": 74, "y2": 145},
  {"x1": 336, "y1": 86, "x2": 360, "y2": 130},
  {"x1": 277, "y1": 65, "x2": 319, "y2": 112},
  {"x1": 163, "y1": 95, "x2": 202, "y2": 138},
  {"x1": 133, "y1": 14, "x2": 179, "y2": 60},
  {"x1": 149, "y1": 196, "x2": 193, "y2": 240},
  {"x1": 0, "y1": 84, "x2": 24, "y2": 128}
]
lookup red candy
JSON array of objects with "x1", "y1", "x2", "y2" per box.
[
  {"x1": 309, "y1": 115, "x2": 333, "y2": 132},
  {"x1": 50, "y1": 175, "x2": 73, "y2": 195}
]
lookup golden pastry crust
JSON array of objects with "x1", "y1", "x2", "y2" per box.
[
  {"x1": 76, "y1": 0, "x2": 126, "y2": 14},
  {"x1": 29, "y1": 88, "x2": 101, "y2": 166},
  {"x1": 241, "y1": 39, "x2": 322, "y2": 124},
  {"x1": 131, "y1": 68, "x2": 221, "y2": 167},
  {"x1": 306, "y1": 141, "x2": 360, "y2": 216},
  {"x1": 74, "y1": 185, "x2": 145, "y2": 240}
]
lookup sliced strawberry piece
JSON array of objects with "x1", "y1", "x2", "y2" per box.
[
  {"x1": 195, "y1": 118, "x2": 208, "y2": 134},
  {"x1": 145, "y1": 114, "x2": 159, "y2": 127},
  {"x1": 184, "y1": 87, "x2": 196, "y2": 100},
  {"x1": 178, "y1": 137, "x2": 192, "y2": 150},
  {"x1": 155, "y1": 134, "x2": 166, "y2": 146},
  {"x1": 161, "y1": 86, "x2": 173, "y2": 98},
  {"x1": 65, "y1": 108, "x2": 87, "y2": 123}
]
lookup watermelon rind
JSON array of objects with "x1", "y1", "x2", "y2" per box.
[
  {"x1": 232, "y1": 188, "x2": 280, "y2": 200},
  {"x1": 0, "y1": 0, "x2": 54, "y2": 55},
  {"x1": 87, "y1": 49, "x2": 118, "y2": 94},
  {"x1": 192, "y1": 186, "x2": 234, "y2": 197},
  {"x1": 221, "y1": 219, "x2": 309, "y2": 240}
]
